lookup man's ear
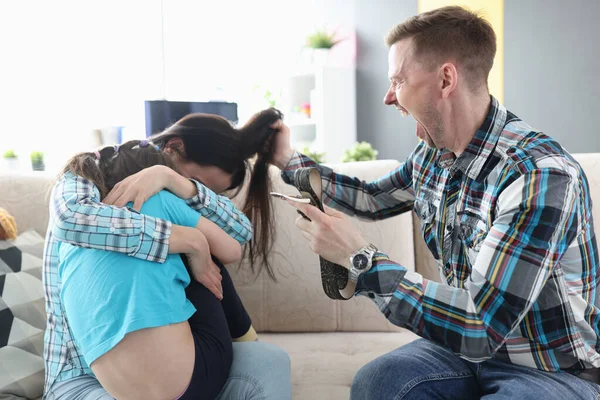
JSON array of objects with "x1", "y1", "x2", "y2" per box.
[
  {"x1": 439, "y1": 62, "x2": 458, "y2": 98},
  {"x1": 164, "y1": 137, "x2": 186, "y2": 157}
]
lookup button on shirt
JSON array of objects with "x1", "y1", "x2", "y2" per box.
[{"x1": 282, "y1": 96, "x2": 600, "y2": 373}]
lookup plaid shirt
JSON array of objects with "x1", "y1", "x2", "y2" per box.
[
  {"x1": 283, "y1": 96, "x2": 600, "y2": 373},
  {"x1": 42, "y1": 172, "x2": 252, "y2": 394}
]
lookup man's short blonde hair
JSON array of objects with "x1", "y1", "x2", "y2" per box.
[{"x1": 386, "y1": 6, "x2": 496, "y2": 91}]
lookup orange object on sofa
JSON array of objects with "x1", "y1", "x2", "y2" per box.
[{"x1": 0, "y1": 207, "x2": 17, "y2": 240}]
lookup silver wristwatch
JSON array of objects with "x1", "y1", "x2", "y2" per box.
[{"x1": 348, "y1": 244, "x2": 378, "y2": 282}]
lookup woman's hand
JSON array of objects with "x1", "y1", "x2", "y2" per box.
[
  {"x1": 104, "y1": 165, "x2": 170, "y2": 211},
  {"x1": 104, "y1": 165, "x2": 197, "y2": 211},
  {"x1": 187, "y1": 252, "x2": 223, "y2": 300},
  {"x1": 184, "y1": 230, "x2": 223, "y2": 300},
  {"x1": 173, "y1": 227, "x2": 223, "y2": 300}
]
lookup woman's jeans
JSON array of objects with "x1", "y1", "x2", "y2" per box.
[{"x1": 350, "y1": 338, "x2": 600, "y2": 400}]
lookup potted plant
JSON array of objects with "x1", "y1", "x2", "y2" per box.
[
  {"x1": 305, "y1": 28, "x2": 342, "y2": 66},
  {"x1": 306, "y1": 28, "x2": 341, "y2": 49},
  {"x1": 341, "y1": 142, "x2": 379, "y2": 163},
  {"x1": 2, "y1": 150, "x2": 19, "y2": 171},
  {"x1": 30, "y1": 151, "x2": 45, "y2": 171}
]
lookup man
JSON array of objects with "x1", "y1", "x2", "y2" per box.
[{"x1": 270, "y1": 5, "x2": 600, "y2": 399}]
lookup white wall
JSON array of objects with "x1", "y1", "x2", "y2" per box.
[
  {"x1": 0, "y1": 0, "x2": 163, "y2": 170},
  {"x1": 354, "y1": 0, "x2": 418, "y2": 162},
  {"x1": 0, "y1": 0, "x2": 355, "y2": 171},
  {"x1": 504, "y1": 0, "x2": 600, "y2": 154}
]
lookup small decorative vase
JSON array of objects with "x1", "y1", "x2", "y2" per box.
[
  {"x1": 31, "y1": 161, "x2": 45, "y2": 171},
  {"x1": 311, "y1": 48, "x2": 330, "y2": 67},
  {"x1": 3, "y1": 158, "x2": 19, "y2": 172}
]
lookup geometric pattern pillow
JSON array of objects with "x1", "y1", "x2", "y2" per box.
[{"x1": 0, "y1": 229, "x2": 45, "y2": 400}]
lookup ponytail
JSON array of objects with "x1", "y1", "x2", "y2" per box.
[
  {"x1": 236, "y1": 108, "x2": 282, "y2": 280},
  {"x1": 62, "y1": 147, "x2": 113, "y2": 198}
]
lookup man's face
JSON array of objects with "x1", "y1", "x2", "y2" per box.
[{"x1": 383, "y1": 38, "x2": 444, "y2": 149}]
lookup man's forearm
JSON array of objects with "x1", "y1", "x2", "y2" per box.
[{"x1": 281, "y1": 151, "x2": 415, "y2": 220}]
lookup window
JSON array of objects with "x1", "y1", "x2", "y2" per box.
[{"x1": 0, "y1": 0, "x2": 349, "y2": 171}]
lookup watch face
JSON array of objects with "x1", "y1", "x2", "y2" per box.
[{"x1": 353, "y1": 254, "x2": 369, "y2": 270}]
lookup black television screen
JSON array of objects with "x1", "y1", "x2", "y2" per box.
[{"x1": 144, "y1": 100, "x2": 238, "y2": 137}]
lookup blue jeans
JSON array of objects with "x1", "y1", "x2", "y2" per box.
[
  {"x1": 47, "y1": 341, "x2": 291, "y2": 400},
  {"x1": 351, "y1": 339, "x2": 600, "y2": 400},
  {"x1": 216, "y1": 342, "x2": 291, "y2": 399}
]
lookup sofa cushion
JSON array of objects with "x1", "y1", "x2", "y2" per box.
[
  {"x1": 0, "y1": 230, "x2": 46, "y2": 400},
  {"x1": 0, "y1": 173, "x2": 53, "y2": 237},
  {"x1": 261, "y1": 330, "x2": 419, "y2": 400}
]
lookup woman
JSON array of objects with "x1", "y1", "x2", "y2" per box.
[{"x1": 43, "y1": 109, "x2": 291, "y2": 400}]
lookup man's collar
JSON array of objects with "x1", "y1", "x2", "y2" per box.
[{"x1": 437, "y1": 96, "x2": 507, "y2": 180}]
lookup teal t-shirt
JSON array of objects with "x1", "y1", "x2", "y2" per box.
[{"x1": 58, "y1": 190, "x2": 201, "y2": 366}]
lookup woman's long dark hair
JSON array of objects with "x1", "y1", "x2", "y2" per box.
[{"x1": 150, "y1": 108, "x2": 282, "y2": 280}]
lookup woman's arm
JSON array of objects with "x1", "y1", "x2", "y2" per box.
[
  {"x1": 184, "y1": 178, "x2": 253, "y2": 245},
  {"x1": 162, "y1": 168, "x2": 253, "y2": 250},
  {"x1": 104, "y1": 165, "x2": 253, "y2": 245},
  {"x1": 195, "y1": 218, "x2": 243, "y2": 264},
  {"x1": 51, "y1": 172, "x2": 208, "y2": 262},
  {"x1": 158, "y1": 168, "x2": 250, "y2": 258},
  {"x1": 51, "y1": 172, "x2": 171, "y2": 262},
  {"x1": 151, "y1": 189, "x2": 243, "y2": 265}
]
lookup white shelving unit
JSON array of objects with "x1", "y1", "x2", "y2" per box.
[{"x1": 281, "y1": 66, "x2": 356, "y2": 163}]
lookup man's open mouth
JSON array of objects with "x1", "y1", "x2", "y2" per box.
[{"x1": 396, "y1": 105, "x2": 410, "y2": 117}]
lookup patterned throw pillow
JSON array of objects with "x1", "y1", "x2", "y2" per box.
[{"x1": 0, "y1": 230, "x2": 45, "y2": 400}]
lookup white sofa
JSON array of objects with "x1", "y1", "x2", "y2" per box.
[{"x1": 1, "y1": 154, "x2": 599, "y2": 399}]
